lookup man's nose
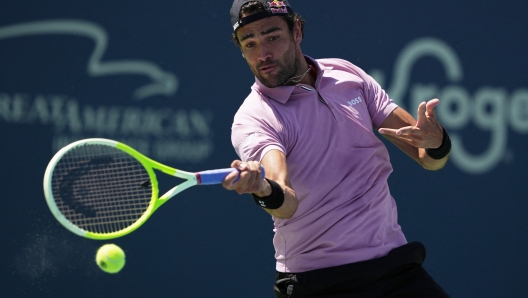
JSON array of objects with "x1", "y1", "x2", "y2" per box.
[{"x1": 258, "y1": 43, "x2": 272, "y2": 61}]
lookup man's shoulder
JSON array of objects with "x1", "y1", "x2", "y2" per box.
[
  {"x1": 316, "y1": 57, "x2": 353, "y2": 66},
  {"x1": 313, "y1": 57, "x2": 372, "y2": 85},
  {"x1": 239, "y1": 87, "x2": 266, "y2": 108},
  {"x1": 234, "y1": 88, "x2": 271, "y2": 119},
  {"x1": 316, "y1": 58, "x2": 364, "y2": 75}
]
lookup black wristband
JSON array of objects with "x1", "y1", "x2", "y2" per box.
[
  {"x1": 425, "y1": 127, "x2": 451, "y2": 160},
  {"x1": 252, "y1": 178, "x2": 284, "y2": 209}
]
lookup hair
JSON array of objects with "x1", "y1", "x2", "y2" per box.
[{"x1": 231, "y1": 1, "x2": 306, "y2": 47}]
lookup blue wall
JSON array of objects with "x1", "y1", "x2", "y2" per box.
[{"x1": 1, "y1": 1, "x2": 527, "y2": 297}]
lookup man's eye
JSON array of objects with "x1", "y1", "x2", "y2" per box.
[
  {"x1": 269, "y1": 36, "x2": 279, "y2": 41},
  {"x1": 245, "y1": 42, "x2": 255, "y2": 48}
]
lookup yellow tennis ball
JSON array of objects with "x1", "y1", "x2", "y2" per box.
[{"x1": 96, "y1": 244, "x2": 126, "y2": 274}]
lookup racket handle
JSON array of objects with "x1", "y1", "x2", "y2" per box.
[{"x1": 197, "y1": 166, "x2": 266, "y2": 185}]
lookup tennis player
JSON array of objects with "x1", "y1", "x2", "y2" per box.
[{"x1": 222, "y1": 1, "x2": 451, "y2": 297}]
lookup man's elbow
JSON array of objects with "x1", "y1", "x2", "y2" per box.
[
  {"x1": 267, "y1": 200, "x2": 298, "y2": 219},
  {"x1": 269, "y1": 208, "x2": 297, "y2": 219},
  {"x1": 421, "y1": 156, "x2": 449, "y2": 171}
]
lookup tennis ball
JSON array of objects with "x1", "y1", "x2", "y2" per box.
[{"x1": 96, "y1": 244, "x2": 126, "y2": 274}]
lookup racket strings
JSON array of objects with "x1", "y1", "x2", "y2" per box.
[{"x1": 51, "y1": 144, "x2": 152, "y2": 234}]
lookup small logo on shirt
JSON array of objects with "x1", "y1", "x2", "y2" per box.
[
  {"x1": 347, "y1": 97, "x2": 362, "y2": 106},
  {"x1": 239, "y1": 132, "x2": 259, "y2": 151}
]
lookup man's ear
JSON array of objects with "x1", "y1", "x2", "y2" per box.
[{"x1": 293, "y1": 20, "x2": 303, "y2": 44}]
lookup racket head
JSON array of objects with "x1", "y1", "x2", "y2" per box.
[{"x1": 43, "y1": 138, "x2": 160, "y2": 240}]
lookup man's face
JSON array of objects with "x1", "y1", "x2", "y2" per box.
[{"x1": 236, "y1": 16, "x2": 300, "y2": 88}]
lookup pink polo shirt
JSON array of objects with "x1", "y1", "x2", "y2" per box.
[{"x1": 231, "y1": 56, "x2": 407, "y2": 273}]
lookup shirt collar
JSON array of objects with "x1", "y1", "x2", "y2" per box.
[{"x1": 251, "y1": 55, "x2": 333, "y2": 104}]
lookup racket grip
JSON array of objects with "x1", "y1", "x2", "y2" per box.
[{"x1": 197, "y1": 166, "x2": 266, "y2": 185}]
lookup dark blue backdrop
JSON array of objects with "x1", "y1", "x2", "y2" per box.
[{"x1": 1, "y1": 1, "x2": 527, "y2": 297}]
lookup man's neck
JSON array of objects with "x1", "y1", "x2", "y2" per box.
[
  {"x1": 283, "y1": 59, "x2": 316, "y2": 87},
  {"x1": 298, "y1": 59, "x2": 316, "y2": 87}
]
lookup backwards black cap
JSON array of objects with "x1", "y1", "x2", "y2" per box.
[{"x1": 230, "y1": 0, "x2": 294, "y2": 32}]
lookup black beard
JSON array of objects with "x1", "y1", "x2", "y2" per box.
[{"x1": 254, "y1": 41, "x2": 300, "y2": 88}]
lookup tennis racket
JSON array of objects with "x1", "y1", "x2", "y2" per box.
[{"x1": 43, "y1": 138, "x2": 264, "y2": 240}]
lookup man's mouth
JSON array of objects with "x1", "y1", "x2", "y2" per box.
[{"x1": 259, "y1": 64, "x2": 277, "y2": 74}]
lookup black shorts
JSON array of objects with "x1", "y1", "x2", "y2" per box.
[{"x1": 273, "y1": 242, "x2": 450, "y2": 298}]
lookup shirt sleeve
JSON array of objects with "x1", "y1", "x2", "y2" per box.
[
  {"x1": 360, "y1": 68, "x2": 398, "y2": 128},
  {"x1": 231, "y1": 94, "x2": 286, "y2": 162}
]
